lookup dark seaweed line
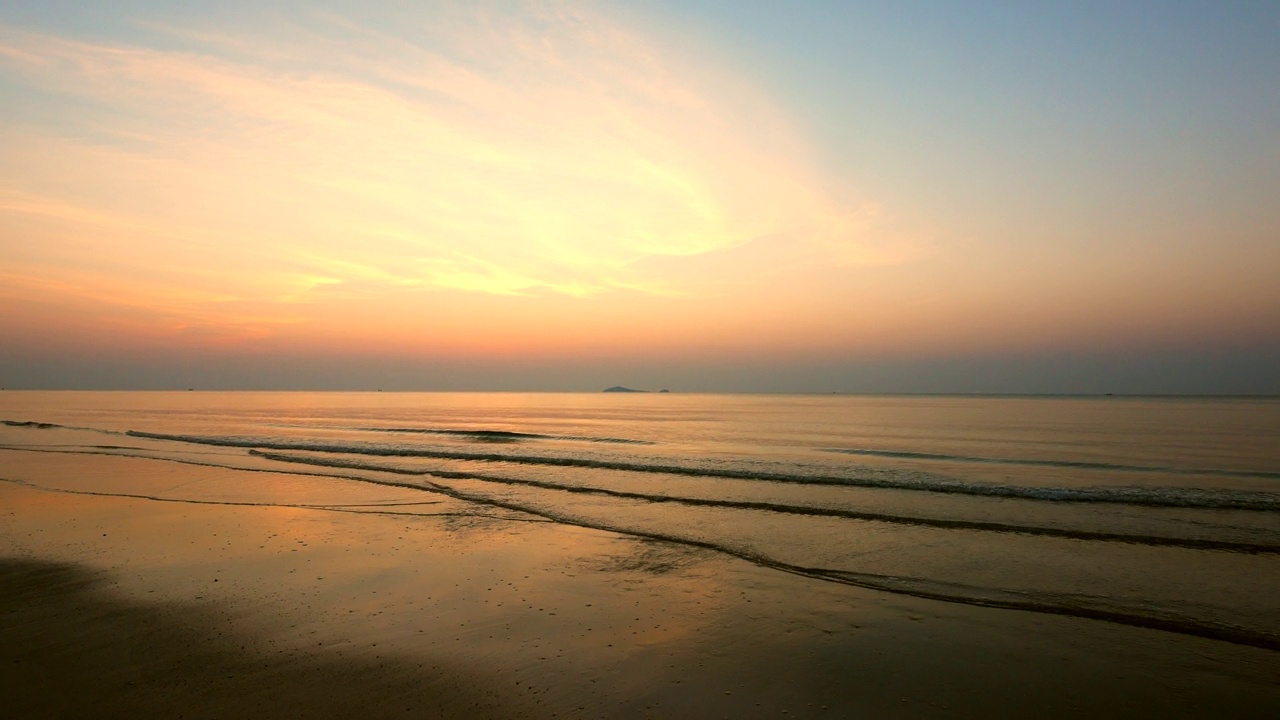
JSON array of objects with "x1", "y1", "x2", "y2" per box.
[
  {"x1": 250, "y1": 450, "x2": 1280, "y2": 555},
  {"x1": 4, "y1": 447, "x2": 1276, "y2": 651},
  {"x1": 124, "y1": 431, "x2": 1280, "y2": 511},
  {"x1": 825, "y1": 447, "x2": 1280, "y2": 480}
]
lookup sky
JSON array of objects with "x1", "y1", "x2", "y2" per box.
[{"x1": 1, "y1": 0, "x2": 1277, "y2": 393}]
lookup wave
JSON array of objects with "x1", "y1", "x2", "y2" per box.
[
  {"x1": 8, "y1": 445, "x2": 1278, "y2": 651},
  {"x1": 2, "y1": 419, "x2": 129, "y2": 436},
  {"x1": 250, "y1": 450, "x2": 1280, "y2": 554},
  {"x1": 0, "y1": 475, "x2": 537, "y2": 524},
  {"x1": 354, "y1": 426, "x2": 654, "y2": 445},
  {"x1": 543, "y1": 503, "x2": 1280, "y2": 650},
  {"x1": 795, "y1": 568, "x2": 1279, "y2": 651},
  {"x1": 126, "y1": 430, "x2": 1280, "y2": 511},
  {"x1": 325, "y1": 472, "x2": 1280, "y2": 651},
  {"x1": 825, "y1": 447, "x2": 1280, "y2": 480}
]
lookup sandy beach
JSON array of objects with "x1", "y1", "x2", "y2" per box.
[
  {"x1": 4, "y1": 0, "x2": 1278, "y2": 712},
  {"x1": 2, "y1": 447, "x2": 1277, "y2": 719}
]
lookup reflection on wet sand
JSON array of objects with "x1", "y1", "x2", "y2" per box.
[{"x1": 2, "y1": 452, "x2": 1278, "y2": 718}]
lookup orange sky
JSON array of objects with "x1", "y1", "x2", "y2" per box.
[{"x1": 2, "y1": 2, "x2": 1278, "y2": 391}]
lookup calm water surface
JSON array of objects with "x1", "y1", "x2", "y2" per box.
[{"x1": 2, "y1": 391, "x2": 1278, "y2": 649}]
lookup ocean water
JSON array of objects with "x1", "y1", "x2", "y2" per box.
[{"x1": 2, "y1": 391, "x2": 1278, "y2": 650}]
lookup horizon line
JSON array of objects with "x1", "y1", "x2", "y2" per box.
[{"x1": 2, "y1": 389, "x2": 1277, "y2": 399}]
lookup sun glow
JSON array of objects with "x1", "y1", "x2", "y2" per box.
[
  {"x1": 4, "y1": 1, "x2": 1275, "y2": 393},
  {"x1": 0, "y1": 5, "x2": 921, "y2": 356}
]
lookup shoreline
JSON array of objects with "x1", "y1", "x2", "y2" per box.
[{"x1": 2, "y1": 463, "x2": 1278, "y2": 718}]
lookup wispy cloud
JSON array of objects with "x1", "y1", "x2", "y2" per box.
[{"x1": 0, "y1": 2, "x2": 929, "y2": 353}]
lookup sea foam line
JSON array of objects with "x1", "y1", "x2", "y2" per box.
[
  {"x1": 825, "y1": 447, "x2": 1280, "y2": 480},
  {"x1": 250, "y1": 450, "x2": 1280, "y2": 554},
  {"x1": 5, "y1": 446, "x2": 1277, "y2": 651},
  {"x1": 125, "y1": 430, "x2": 1280, "y2": 511}
]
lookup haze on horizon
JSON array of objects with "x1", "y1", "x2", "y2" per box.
[{"x1": 1, "y1": 1, "x2": 1277, "y2": 394}]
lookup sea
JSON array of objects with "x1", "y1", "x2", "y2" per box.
[{"x1": 2, "y1": 391, "x2": 1278, "y2": 650}]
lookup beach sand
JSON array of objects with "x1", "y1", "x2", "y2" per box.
[{"x1": 2, "y1": 449, "x2": 1277, "y2": 718}]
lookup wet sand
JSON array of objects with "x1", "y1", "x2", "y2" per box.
[{"x1": 1, "y1": 451, "x2": 1278, "y2": 718}]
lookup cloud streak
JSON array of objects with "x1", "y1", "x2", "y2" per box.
[{"x1": 0, "y1": 3, "x2": 907, "y2": 336}]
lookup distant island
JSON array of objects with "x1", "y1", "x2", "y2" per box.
[{"x1": 602, "y1": 386, "x2": 670, "y2": 393}]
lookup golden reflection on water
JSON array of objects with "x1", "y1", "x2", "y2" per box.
[
  {"x1": 5, "y1": 441, "x2": 1280, "y2": 718},
  {"x1": 0, "y1": 449, "x2": 743, "y2": 663}
]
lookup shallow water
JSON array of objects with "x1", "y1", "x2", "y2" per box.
[{"x1": 2, "y1": 391, "x2": 1278, "y2": 649}]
